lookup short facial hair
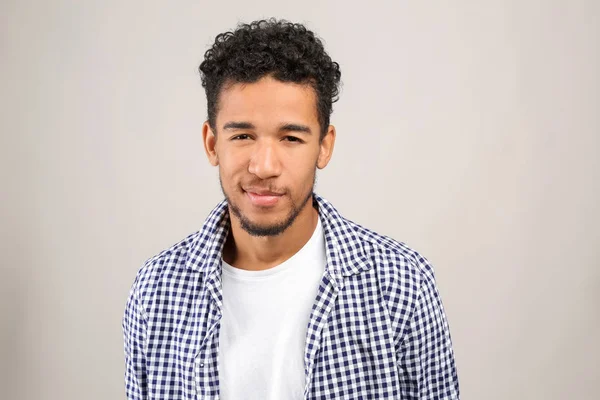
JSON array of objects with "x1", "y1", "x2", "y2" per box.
[{"x1": 219, "y1": 170, "x2": 317, "y2": 237}]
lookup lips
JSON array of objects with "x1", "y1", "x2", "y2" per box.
[{"x1": 244, "y1": 189, "x2": 283, "y2": 207}]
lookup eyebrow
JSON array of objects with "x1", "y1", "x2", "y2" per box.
[
  {"x1": 223, "y1": 121, "x2": 255, "y2": 130},
  {"x1": 279, "y1": 123, "x2": 312, "y2": 134},
  {"x1": 222, "y1": 121, "x2": 312, "y2": 135}
]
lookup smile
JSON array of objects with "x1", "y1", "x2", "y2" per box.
[{"x1": 245, "y1": 190, "x2": 283, "y2": 207}]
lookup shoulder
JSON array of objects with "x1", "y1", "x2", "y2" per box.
[
  {"x1": 343, "y1": 218, "x2": 446, "y2": 340},
  {"x1": 129, "y1": 231, "x2": 201, "y2": 301},
  {"x1": 345, "y1": 217, "x2": 438, "y2": 293},
  {"x1": 314, "y1": 193, "x2": 437, "y2": 290}
]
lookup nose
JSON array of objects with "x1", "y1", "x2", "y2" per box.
[{"x1": 248, "y1": 139, "x2": 282, "y2": 179}]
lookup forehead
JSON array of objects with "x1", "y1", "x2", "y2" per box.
[{"x1": 216, "y1": 76, "x2": 319, "y2": 127}]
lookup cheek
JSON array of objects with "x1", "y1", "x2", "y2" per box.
[
  {"x1": 218, "y1": 166, "x2": 240, "y2": 193},
  {"x1": 219, "y1": 154, "x2": 245, "y2": 179},
  {"x1": 289, "y1": 158, "x2": 317, "y2": 186},
  {"x1": 222, "y1": 163, "x2": 261, "y2": 196}
]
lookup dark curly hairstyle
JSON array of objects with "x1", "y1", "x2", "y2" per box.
[{"x1": 199, "y1": 18, "x2": 341, "y2": 140}]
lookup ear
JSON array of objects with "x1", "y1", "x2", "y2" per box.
[
  {"x1": 202, "y1": 121, "x2": 219, "y2": 166},
  {"x1": 317, "y1": 125, "x2": 336, "y2": 169}
]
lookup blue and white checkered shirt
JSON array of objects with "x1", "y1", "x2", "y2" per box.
[{"x1": 123, "y1": 193, "x2": 460, "y2": 399}]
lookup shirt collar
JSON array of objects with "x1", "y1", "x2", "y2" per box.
[{"x1": 184, "y1": 192, "x2": 371, "y2": 287}]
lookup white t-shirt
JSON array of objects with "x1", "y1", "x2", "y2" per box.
[{"x1": 218, "y1": 216, "x2": 326, "y2": 399}]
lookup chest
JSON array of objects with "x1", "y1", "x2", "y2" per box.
[{"x1": 145, "y1": 270, "x2": 401, "y2": 399}]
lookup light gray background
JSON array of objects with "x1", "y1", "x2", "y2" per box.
[{"x1": 1, "y1": 1, "x2": 598, "y2": 399}]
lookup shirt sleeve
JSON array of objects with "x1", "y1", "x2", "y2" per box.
[
  {"x1": 397, "y1": 277, "x2": 460, "y2": 399},
  {"x1": 123, "y1": 284, "x2": 148, "y2": 399}
]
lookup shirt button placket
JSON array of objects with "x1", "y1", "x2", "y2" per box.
[{"x1": 195, "y1": 356, "x2": 205, "y2": 397}]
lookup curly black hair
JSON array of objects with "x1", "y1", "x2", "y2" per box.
[{"x1": 199, "y1": 18, "x2": 341, "y2": 140}]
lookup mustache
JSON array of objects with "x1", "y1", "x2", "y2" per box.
[{"x1": 242, "y1": 182, "x2": 287, "y2": 194}]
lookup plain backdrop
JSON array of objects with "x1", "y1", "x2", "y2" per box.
[{"x1": 1, "y1": 1, "x2": 598, "y2": 399}]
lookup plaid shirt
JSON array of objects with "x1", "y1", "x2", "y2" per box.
[{"x1": 123, "y1": 193, "x2": 460, "y2": 399}]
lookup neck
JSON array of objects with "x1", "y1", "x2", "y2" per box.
[{"x1": 222, "y1": 198, "x2": 319, "y2": 271}]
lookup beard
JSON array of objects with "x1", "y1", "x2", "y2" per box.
[{"x1": 219, "y1": 171, "x2": 317, "y2": 237}]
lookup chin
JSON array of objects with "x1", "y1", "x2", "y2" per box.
[
  {"x1": 241, "y1": 204, "x2": 289, "y2": 221},
  {"x1": 238, "y1": 211, "x2": 295, "y2": 237}
]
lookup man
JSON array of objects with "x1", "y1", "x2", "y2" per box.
[{"x1": 123, "y1": 18, "x2": 460, "y2": 400}]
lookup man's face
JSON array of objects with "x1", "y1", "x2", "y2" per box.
[{"x1": 203, "y1": 75, "x2": 335, "y2": 237}]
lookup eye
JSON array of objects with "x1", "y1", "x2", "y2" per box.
[
  {"x1": 231, "y1": 134, "x2": 251, "y2": 141},
  {"x1": 283, "y1": 136, "x2": 303, "y2": 143}
]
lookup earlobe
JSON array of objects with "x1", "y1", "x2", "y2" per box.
[
  {"x1": 317, "y1": 125, "x2": 336, "y2": 169},
  {"x1": 202, "y1": 121, "x2": 219, "y2": 166}
]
